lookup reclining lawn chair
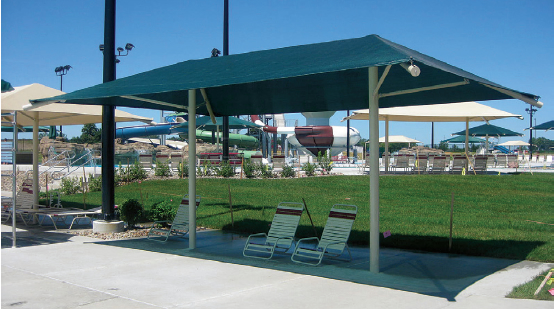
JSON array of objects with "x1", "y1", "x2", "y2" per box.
[
  {"x1": 2, "y1": 179, "x2": 36, "y2": 225},
  {"x1": 147, "y1": 194, "x2": 201, "y2": 242},
  {"x1": 291, "y1": 204, "x2": 357, "y2": 266},
  {"x1": 243, "y1": 202, "x2": 304, "y2": 259}
]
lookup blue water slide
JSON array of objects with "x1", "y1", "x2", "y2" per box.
[
  {"x1": 493, "y1": 145, "x2": 511, "y2": 154},
  {"x1": 116, "y1": 123, "x2": 187, "y2": 139}
]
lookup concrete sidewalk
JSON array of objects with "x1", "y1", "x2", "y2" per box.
[{"x1": 2, "y1": 224, "x2": 552, "y2": 308}]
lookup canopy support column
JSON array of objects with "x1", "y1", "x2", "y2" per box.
[
  {"x1": 384, "y1": 116, "x2": 389, "y2": 173},
  {"x1": 368, "y1": 66, "x2": 380, "y2": 273},
  {"x1": 188, "y1": 89, "x2": 197, "y2": 249},
  {"x1": 32, "y1": 113, "x2": 39, "y2": 210},
  {"x1": 465, "y1": 118, "x2": 469, "y2": 155}
]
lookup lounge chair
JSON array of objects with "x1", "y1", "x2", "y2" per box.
[
  {"x1": 471, "y1": 155, "x2": 487, "y2": 174},
  {"x1": 429, "y1": 155, "x2": 447, "y2": 174},
  {"x1": 450, "y1": 156, "x2": 467, "y2": 174},
  {"x1": 2, "y1": 179, "x2": 36, "y2": 225},
  {"x1": 243, "y1": 202, "x2": 304, "y2": 259},
  {"x1": 147, "y1": 195, "x2": 201, "y2": 242},
  {"x1": 291, "y1": 204, "x2": 357, "y2": 266},
  {"x1": 392, "y1": 154, "x2": 410, "y2": 174},
  {"x1": 413, "y1": 155, "x2": 428, "y2": 174}
]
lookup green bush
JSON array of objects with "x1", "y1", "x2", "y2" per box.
[
  {"x1": 317, "y1": 151, "x2": 333, "y2": 174},
  {"x1": 117, "y1": 161, "x2": 148, "y2": 183},
  {"x1": 260, "y1": 163, "x2": 275, "y2": 178},
  {"x1": 197, "y1": 161, "x2": 214, "y2": 177},
  {"x1": 302, "y1": 162, "x2": 316, "y2": 176},
  {"x1": 119, "y1": 199, "x2": 144, "y2": 228},
  {"x1": 154, "y1": 160, "x2": 172, "y2": 177},
  {"x1": 60, "y1": 177, "x2": 80, "y2": 195},
  {"x1": 148, "y1": 200, "x2": 177, "y2": 224},
  {"x1": 280, "y1": 164, "x2": 296, "y2": 178},
  {"x1": 88, "y1": 174, "x2": 102, "y2": 192},
  {"x1": 216, "y1": 161, "x2": 236, "y2": 178},
  {"x1": 177, "y1": 160, "x2": 189, "y2": 178},
  {"x1": 243, "y1": 159, "x2": 258, "y2": 178}
]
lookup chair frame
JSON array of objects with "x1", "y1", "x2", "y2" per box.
[
  {"x1": 291, "y1": 204, "x2": 357, "y2": 266},
  {"x1": 147, "y1": 194, "x2": 201, "y2": 242},
  {"x1": 243, "y1": 202, "x2": 304, "y2": 260}
]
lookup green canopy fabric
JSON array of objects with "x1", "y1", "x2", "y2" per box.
[
  {"x1": 175, "y1": 116, "x2": 262, "y2": 131},
  {"x1": 1, "y1": 125, "x2": 49, "y2": 133},
  {"x1": 441, "y1": 135, "x2": 485, "y2": 144},
  {"x1": 32, "y1": 34, "x2": 541, "y2": 115},
  {"x1": 452, "y1": 123, "x2": 523, "y2": 137},
  {"x1": 530, "y1": 120, "x2": 554, "y2": 131},
  {"x1": 1, "y1": 79, "x2": 14, "y2": 93}
]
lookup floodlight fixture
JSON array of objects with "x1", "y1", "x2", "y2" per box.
[{"x1": 400, "y1": 59, "x2": 421, "y2": 77}]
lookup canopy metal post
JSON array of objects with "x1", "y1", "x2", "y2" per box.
[
  {"x1": 384, "y1": 116, "x2": 389, "y2": 173},
  {"x1": 368, "y1": 66, "x2": 380, "y2": 273},
  {"x1": 32, "y1": 113, "x2": 39, "y2": 210},
  {"x1": 465, "y1": 118, "x2": 469, "y2": 154},
  {"x1": 188, "y1": 89, "x2": 197, "y2": 249},
  {"x1": 222, "y1": 0, "x2": 230, "y2": 162},
  {"x1": 12, "y1": 112, "x2": 18, "y2": 248},
  {"x1": 101, "y1": 0, "x2": 116, "y2": 221}
]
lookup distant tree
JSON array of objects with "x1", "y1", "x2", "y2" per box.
[
  {"x1": 438, "y1": 141, "x2": 449, "y2": 151},
  {"x1": 70, "y1": 123, "x2": 101, "y2": 144},
  {"x1": 532, "y1": 137, "x2": 554, "y2": 151}
]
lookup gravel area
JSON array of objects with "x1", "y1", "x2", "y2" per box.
[{"x1": 66, "y1": 226, "x2": 209, "y2": 240}]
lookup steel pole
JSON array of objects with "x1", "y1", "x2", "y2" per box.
[
  {"x1": 368, "y1": 66, "x2": 380, "y2": 273},
  {"x1": 12, "y1": 112, "x2": 17, "y2": 248},
  {"x1": 32, "y1": 114, "x2": 39, "y2": 210},
  {"x1": 222, "y1": 0, "x2": 230, "y2": 162},
  {"x1": 101, "y1": 0, "x2": 116, "y2": 221},
  {"x1": 188, "y1": 89, "x2": 197, "y2": 249}
]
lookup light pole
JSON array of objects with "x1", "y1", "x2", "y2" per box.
[
  {"x1": 525, "y1": 105, "x2": 537, "y2": 160},
  {"x1": 54, "y1": 65, "x2": 71, "y2": 138}
]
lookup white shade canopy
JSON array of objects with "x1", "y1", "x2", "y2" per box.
[
  {"x1": 2, "y1": 83, "x2": 153, "y2": 126},
  {"x1": 378, "y1": 135, "x2": 421, "y2": 143},
  {"x1": 497, "y1": 140, "x2": 530, "y2": 146},
  {"x1": 343, "y1": 102, "x2": 523, "y2": 122}
]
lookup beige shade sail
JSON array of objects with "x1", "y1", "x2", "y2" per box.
[
  {"x1": 1, "y1": 83, "x2": 153, "y2": 126},
  {"x1": 378, "y1": 135, "x2": 421, "y2": 143},
  {"x1": 343, "y1": 102, "x2": 523, "y2": 122},
  {"x1": 497, "y1": 140, "x2": 530, "y2": 146}
]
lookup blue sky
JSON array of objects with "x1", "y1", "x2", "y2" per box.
[{"x1": 2, "y1": 0, "x2": 553, "y2": 144}]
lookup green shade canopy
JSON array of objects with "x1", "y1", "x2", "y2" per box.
[
  {"x1": 441, "y1": 135, "x2": 486, "y2": 144},
  {"x1": 452, "y1": 123, "x2": 523, "y2": 137},
  {"x1": 174, "y1": 116, "x2": 263, "y2": 131},
  {"x1": 1, "y1": 125, "x2": 49, "y2": 133},
  {"x1": 1, "y1": 79, "x2": 14, "y2": 93},
  {"x1": 529, "y1": 120, "x2": 554, "y2": 131},
  {"x1": 32, "y1": 34, "x2": 541, "y2": 115}
]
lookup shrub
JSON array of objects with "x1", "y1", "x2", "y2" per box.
[
  {"x1": 280, "y1": 164, "x2": 296, "y2": 178},
  {"x1": 148, "y1": 200, "x2": 177, "y2": 224},
  {"x1": 197, "y1": 161, "x2": 214, "y2": 177},
  {"x1": 317, "y1": 151, "x2": 333, "y2": 174},
  {"x1": 154, "y1": 160, "x2": 172, "y2": 177},
  {"x1": 302, "y1": 162, "x2": 316, "y2": 176},
  {"x1": 88, "y1": 173, "x2": 102, "y2": 192},
  {"x1": 60, "y1": 176, "x2": 80, "y2": 195},
  {"x1": 260, "y1": 163, "x2": 275, "y2": 178},
  {"x1": 118, "y1": 161, "x2": 148, "y2": 183},
  {"x1": 243, "y1": 159, "x2": 258, "y2": 178},
  {"x1": 119, "y1": 199, "x2": 144, "y2": 228},
  {"x1": 216, "y1": 161, "x2": 236, "y2": 178},
  {"x1": 177, "y1": 160, "x2": 189, "y2": 178}
]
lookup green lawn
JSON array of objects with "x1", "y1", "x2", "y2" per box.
[
  {"x1": 507, "y1": 269, "x2": 554, "y2": 301},
  {"x1": 58, "y1": 173, "x2": 554, "y2": 262}
]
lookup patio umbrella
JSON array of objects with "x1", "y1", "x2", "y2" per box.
[
  {"x1": 441, "y1": 135, "x2": 485, "y2": 144},
  {"x1": 497, "y1": 140, "x2": 530, "y2": 146},
  {"x1": 31, "y1": 34, "x2": 544, "y2": 273},
  {"x1": 342, "y1": 102, "x2": 523, "y2": 169},
  {"x1": 1, "y1": 83, "x2": 153, "y2": 210},
  {"x1": 378, "y1": 135, "x2": 421, "y2": 144},
  {"x1": 528, "y1": 120, "x2": 554, "y2": 131},
  {"x1": 452, "y1": 123, "x2": 523, "y2": 138}
]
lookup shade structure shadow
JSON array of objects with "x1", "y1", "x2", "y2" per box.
[
  {"x1": 92, "y1": 229, "x2": 520, "y2": 301},
  {"x1": 1, "y1": 228, "x2": 75, "y2": 249}
]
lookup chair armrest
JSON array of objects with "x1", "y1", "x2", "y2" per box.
[
  {"x1": 295, "y1": 237, "x2": 320, "y2": 249},
  {"x1": 245, "y1": 233, "x2": 268, "y2": 244}
]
